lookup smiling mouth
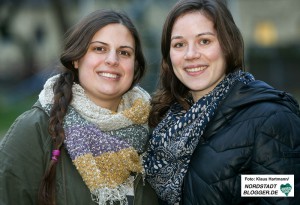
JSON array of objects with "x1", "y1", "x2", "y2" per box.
[
  {"x1": 98, "y1": 72, "x2": 119, "y2": 79},
  {"x1": 186, "y1": 66, "x2": 206, "y2": 72}
]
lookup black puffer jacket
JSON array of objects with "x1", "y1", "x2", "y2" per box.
[{"x1": 182, "y1": 80, "x2": 300, "y2": 205}]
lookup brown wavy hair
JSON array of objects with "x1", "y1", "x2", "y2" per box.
[
  {"x1": 149, "y1": 0, "x2": 245, "y2": 127},
  {"x1": 38, "y1": 9, "x2": 146, "y2": 205}
]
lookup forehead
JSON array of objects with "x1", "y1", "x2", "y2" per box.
[
  {"x1": 91, "y1": 23, "x2": 135, "y2": 45},
  {"x1": 172, "y1": 11, "x2": 215, "y2": 34}
]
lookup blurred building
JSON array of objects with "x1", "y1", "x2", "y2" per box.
[
  {"x1": 230, "y1": 0, "x2": 300, "y2": 97},
  {"x1": 0, "y1": 0, "x2": 299, "y2": 100}
]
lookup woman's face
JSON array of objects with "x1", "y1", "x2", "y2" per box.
[
  {"x1": 170, "y1": 11, "x2": 226, "y2": 101},
  {"x1": 74, "y1": 23, "x2": 135, "y2": 111}
]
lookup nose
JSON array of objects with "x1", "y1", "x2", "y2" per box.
[
  {"x1": 184, "y1": 45, "x2": 200, "y2": 60},
  {"x1": 105, "y1": 51, "x2": 119, "y2": 66}
]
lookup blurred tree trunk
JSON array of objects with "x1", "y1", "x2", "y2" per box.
[{"x1": 50, "y1": 0, "x2": 74, "y2": 34}]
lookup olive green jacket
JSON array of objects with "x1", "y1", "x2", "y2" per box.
[{"x1": 0, "y1": 102, "x2": 158, "y2": 205}]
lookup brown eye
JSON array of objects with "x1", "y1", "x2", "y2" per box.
[
  {"x1": 173, "y1": 42, "x2": 185, "y2": 48},
  {"x1": 119, "y1": 50, "x2": 131, "y2": 56},
  {"x1": 200, "y1": 39, "x2": 210, "y2": 45},
  {"x1": 94, "y1": 46, "x2": 105, "y2": 52}
]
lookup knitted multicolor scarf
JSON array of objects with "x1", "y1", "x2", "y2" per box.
[
  {"x1": 143, "y1": 71, "x2": 255, "y2": 204},
  {"x1": 39, "y1": 74, "x2": 151, "y2": 205}
]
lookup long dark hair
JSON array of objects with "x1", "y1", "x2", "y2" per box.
[
  {"x1": 149, "y1": 0, "x2": 245, "y2": 127},
  {"x1": 38, "y1": 9, "x2": 146, "y2": 205}
]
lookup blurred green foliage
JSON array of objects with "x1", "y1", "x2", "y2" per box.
[{"x1": 0, "y1": 94, "x2": 37, "y2": 139}]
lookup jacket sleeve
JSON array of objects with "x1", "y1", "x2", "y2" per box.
[
  {"x1": 252, "y1": 110, "x2": 300, "y2": 205},
  {"x1": 0, "y1": 106, "x2": 51, "y2": 205}
]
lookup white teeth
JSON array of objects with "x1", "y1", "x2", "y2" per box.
[
  {"x1": 186, "y1": 66, "x2": 206, "y2": 72},
  {"x1": 99, "y1": 72, "x2": 118, "y2": 78}
]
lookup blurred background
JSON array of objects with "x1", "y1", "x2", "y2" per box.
[{"x1": 1, "y1": 0, "x2": 300, "y2": 137}]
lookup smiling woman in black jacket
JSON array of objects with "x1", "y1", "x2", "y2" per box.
[{"x1": 143, "y1": 0, "x2": 300, "y2": 205}]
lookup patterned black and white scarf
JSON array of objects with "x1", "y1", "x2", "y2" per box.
[{"x1": 143, "y1": 70, "x2": 254, "y2": 204}]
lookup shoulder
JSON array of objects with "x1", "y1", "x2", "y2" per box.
[
  {"x1": 8, "y1": 101, "x2": 49, "y2": 133},
  {"x1": 226, "y1": 93, "x2": 300, "y2": 138},
  {"x1": 209, "y1": 80, "x2": 300, "y2": 142},
  {"x1": 243, "y1": 98, "x2": 297, "y2": 119},
  {"x1": 222, "y1": 79, "x2": 299, "y2": 119},
  {"x1": 1, "y1": 101, "x2": 51, "y2": 150}
]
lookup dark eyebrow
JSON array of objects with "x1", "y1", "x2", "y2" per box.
[
  {"x1": 120, "y1": 46, "x2": 135, "y2": 52},
  {"x1": 90, "y1": 41, "x2": 107, "y2": 45},
  {"x1": 90, "y1": 41, "x2": 135, "y2": 52},
  {"x1": 196, "y1": 32, "x2": 215, "y2": 37},
  {"x1": 171, "y1": 32, "x2": 216, "y2": 41}
]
